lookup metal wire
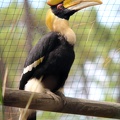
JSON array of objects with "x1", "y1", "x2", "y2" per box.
[{"x1": 0, "y1": 0, "x2": 120, "y2": 119}]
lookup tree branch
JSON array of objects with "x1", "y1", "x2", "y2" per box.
[{"x1": 3, "y1": 88, "x2": 120, "y2": 119}]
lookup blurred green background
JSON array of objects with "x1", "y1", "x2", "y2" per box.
[{"x1": 0, "y1": 0, "x2": 120, "y2": 120}]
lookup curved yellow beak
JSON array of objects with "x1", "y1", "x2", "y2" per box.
[
  {"x1": 63, "y1": 0, "x2": 102, "y2": 10},
  {"x1": 47, "y1": 0, "x2": 102, "y2": 10},
  {"x1": 47, "y1": 0, "x2": 63, "y2": 6}
]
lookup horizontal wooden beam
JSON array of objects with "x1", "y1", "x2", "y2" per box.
[{"x1": 3, "y1": 88, "x2": 120, "y2": 119}]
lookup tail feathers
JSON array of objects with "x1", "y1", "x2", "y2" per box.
[
  {"x1": 19, "y1": 78, "x2": 44, "y2": 120},
  {"x1": 27, "y1": 111, "x2": 36, "y2": 120}
]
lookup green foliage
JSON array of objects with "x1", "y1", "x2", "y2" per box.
[
  {"x1": 0, "y1": 1, "x2": 47, "y2": 86},
  {"x1": 0, "y1": 2, "x2": 23, "y2": 28},
  {"x1": 0, "y1": 1, "x2": 120, "y2": 119},
  {"x1": 69, "y1": 8, "x2": 120, "y2": 102},
  {"x1": 1, "y1": 1, "x2": 119, "y2": 101},
  {"x1": 37, "y1": 112, "x2": 86, "y2": 120},
  {"x1": 0, "y1": 85, "x2": 2, "y2": 104},
  {"x1": 0, "y1": 26, "x2": 26, "y2": 83},
  {"x1": 37, "y1": 112, "x2": 62, "y2": 120},
  {"x1": 113, "y1": 25, "x2": 120, "y2": 42}
]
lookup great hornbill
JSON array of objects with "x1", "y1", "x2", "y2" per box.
[{"x1": 19, "y1": 0, "x2": 102, "y2": 120}]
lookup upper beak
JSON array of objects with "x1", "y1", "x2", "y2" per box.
[
  {"x1": 47, "y1": 0, "x2": 63, "y2": 6},
  {"x1": 63, "y1": 0, "x2": 102, "y2": 10}
]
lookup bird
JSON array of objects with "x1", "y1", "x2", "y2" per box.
[{"x1": 19, "y1": 0, "x2": 102, "y2": 120}]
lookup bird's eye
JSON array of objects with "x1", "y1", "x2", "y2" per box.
[{"x1": 57, "y1": 3, "x2": 63, "y2": 10}]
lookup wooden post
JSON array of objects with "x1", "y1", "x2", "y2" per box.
[{"x1": 3, "y1": 88, "x2": 120, "y2": 119}]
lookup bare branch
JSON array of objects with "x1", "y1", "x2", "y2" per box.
[{"x1": 3, "y1": 88, "x2": 120, "y2": 119}]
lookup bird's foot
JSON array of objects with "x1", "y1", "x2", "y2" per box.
[
  {"x1": 55, "y1": 91, "x2": 66, "y2": 105},
  {"x1": 55, "y1": 91, "x2": 65, "y2": 98},
  {"x1": 45, "y1": 89, "x2": 61, "y2": 102}
]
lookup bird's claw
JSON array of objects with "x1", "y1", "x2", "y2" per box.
[
  {"x1": 45, "y1": 89, "x2": 61, "y2": 102},
  {"x1": 55, "y1": 91, "x2": 65, "y2": 98},
  {"x1": 55, "y1": 91, "x2": 66, "y2": 105}
]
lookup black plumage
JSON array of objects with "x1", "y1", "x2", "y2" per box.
[{"x1": 19, "y1": 32, "x2": 75, "y2": 92}]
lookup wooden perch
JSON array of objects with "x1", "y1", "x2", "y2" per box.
[{"x1": 3, "y1": 88, "x2": 120, "y2": 119}]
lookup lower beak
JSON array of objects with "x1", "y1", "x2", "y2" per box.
[{"x1": 63, "y1": 0, "x2": 102, "y2": 10}]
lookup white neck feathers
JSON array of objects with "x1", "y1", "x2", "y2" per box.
[{"x1": 53, "y1": 17, "x2": 76, "y2": 45}]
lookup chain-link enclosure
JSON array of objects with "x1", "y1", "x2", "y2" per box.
[{"x1": 0, "y1": 0, "x2": 120, "y2": 120}]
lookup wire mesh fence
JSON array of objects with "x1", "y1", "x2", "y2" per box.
[{"x1": 0, "y1": 0, "x2": 120, "y2": 120}]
